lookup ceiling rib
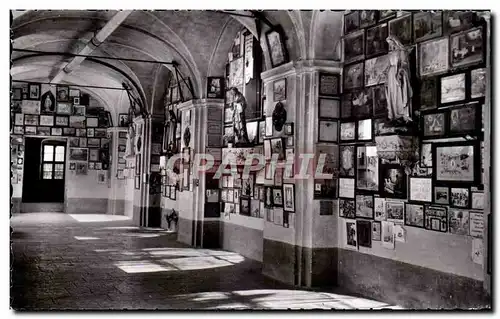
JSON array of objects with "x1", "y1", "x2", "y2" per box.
[{"x1": 50, "y1": 10, "x2": 133, "y2": 84}]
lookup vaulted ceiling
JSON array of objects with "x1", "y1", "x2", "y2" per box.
[{"x1": 10, "y1": 10, "x2": 344, "y2": 116}]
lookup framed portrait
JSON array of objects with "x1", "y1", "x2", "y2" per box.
[
  {"x1": 356, "y1": 194, "x2": 374, "y2": 219},
  {"x1": 388, "y1": 13, "x2": 413, "y2": 46},
  {"x1": 420, "y1": 78, "x2": 438, "y2": 109},
  {"x1": 351, "y1": 88, "x2": 373, "y2": 118},
  {"x1": 69, "y1": 148, "x2": 88, "y2": 161},
  {"x1": 356, "y1": 146, "x2": 379, "y2": 192},
  {"x1": 372, "y1": 85, "x2": 388, "y2": 117},
  {"x1": 339, "y1": 178, "x2": 355, "y2": 199},
  {"x1": 420, "y1": 142, "x2": 433, "y2": 168},
  {"x1": 318, "y1": 120, "x2": 338, "y2": 143},
  {"x1": 471, "y1": 68, "x2": 486, "y2": 99},
  {"x1": 339, "y1": 146, "x2": 355, "y2": 177},
  {"x1": 413, "y1": 11, "x2": 443, "y2": 43},
  {"x1": 421, "y1": 110, "x2": 447, "y2": 138},
  {"x1": 340, "y1": 122, "x2": 356, "y2": 141},
  {"x1": 118, "y1": 113, "x2": 129, "y2": 127},
  {"x1": 432, "y1": 141, "x2": 480, "y2": 185},
  {"x1": 273, "y1": 78, "x2": 286, "y2": 101},
  {"x1": 419, "y1": 37, "x2": 450, "y2": 77},
  {"x1": 28, "y1": 83, "x2": 41, "y2": 100},
  {"x1": 443, "y1": 11, "x2": 478, "y2": 34},
  {"x1": 448, "y1": 103, "x2": 480, "y2": 136},
  {"x1": 56, "y1": 103, "x2": 72, "y2": 115},
  {"x1": 379, "y1": 163, "x2": 407, "y2": 199},
  {"x1": 319, "y1": 73, "x2": 340, "y2": 96},
  {"x1": 207, "y1": 77, "x2": 224, "y2": 99},
  {"x1": 357, "y1": 119, "x2": 372, "y2": 141},
  {"x1": 56, "y1": 85, "x2": 70, "y2": 102},
  {"x1": 55, "y1": 116, "x2": 69, "y2": 127},
  {"x1": 343, "y1": 62, "x2": 364, "y2": 91},
  {"x1": 344, "y1": 11, "x2": 360, "y2": 34},
  {"x1": 433, "y1": 186, "x2": 450, "y2": 205},
  {"x1": 364, "y1": 55, "x2": 390, "y2": 87},
  {"x1": 36, "y1": 127, "x2": 50, "y2": 136},
  {"x1": 339, "y1": 199, "x2": 355, "y2": 218},
  {"x1": 344, "y1": 30, "x2": 365, "y2": 64},
  {"x1": 14, "y1": 113, "x2": 24, "y2": 126},
  {"x1": 359, "y1": 10, "x2": 378, "y2": 28},
  {"x1": 450, "y1": 27, "x2": 484, "y2": 68},
  {"x1": 409, "y1": 177, "x2": 432, "y2": 203},
  {"x1": 386, "y1": 201, "x2": 405, "y2": 224},
  {"x1": 405, "y1": 203, "x2": 425, "y2": 228},
  {"x1": 440, "y1": 72, "x2": 466, "y2": 105},
  {"x1": 357, "y1": 219, "x2": 372, "y2": 248},
  {"x1": 24, "y1": 114, "x2": 39, "y2": 126},
  {"x1": 424, "y1": 205, "x2": 448, "y2": 232},
  {"x1": 270, "y1": 138, "x2": 285, "y2": 161},
  {"x1": 73, "y1": 105, "x2": 86, "y2": 116},
  {"x1": 86, "y1": 117, "x2": 99, "y2": 128},
  {"x1": 366, "y1": 23, "x2": 389, "y2": 58},
  {"x1": 450, "y1": 187, "x2": 470, "y2": 208},
  {"x1": 25, "y1": 126, "x2": 37, "y2": 135},
  {"x1": 265, "y1": 28, "x2": 288, "y2": 68},
  {"x1": 272, "y1": 188, "x2": 284, "y2": 207},
  {"x1": 283, "y1": 184, "x2": 295, "y2": 212}
]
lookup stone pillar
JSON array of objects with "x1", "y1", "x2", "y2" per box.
[
  {"x1": 260, "y1": 60, "x2": 342, "y2": 287},
  {"x1": 106, "y1": 127, "x2": 128, "y2": 215}
]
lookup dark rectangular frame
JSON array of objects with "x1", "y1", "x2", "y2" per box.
[
  {"x1": 432, "y1": 140, "x2": 481, "y2": 186},
  {"x1": 379, "y1": 163, "x2": 408, "y2": 199},
  {"x1": 404, "y1": 202, "x2": 425, "y2": 228},
  {"x1": 318, "y1": 119, "x2": 338, "y2": 143},
  {"x1": 273, "y1": 78, "x2": 287, "y2": 101},
  {"x1": 319, "y1": 73, "x2": 340, "y2": 97},
  {"x1": 207, "y1": 76, "x2": 225, "y2": 99},
  {"x1": 265, "y1": 26, "x2": 289, "y2": 68},
  {"x1": 355, "y1": 194, "x2": 374, "y2": 219},
  {"x1": 28, "y1": 83, "x2": 41, "y2": 100},
  {"x1": 449, "y1": 186, "x2": 471, "y2": 209}
]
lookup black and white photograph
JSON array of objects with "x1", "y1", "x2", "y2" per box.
[
  {"x1": 56, "y1": 102, "x2": 72, "y2": 115},
  {"x1": 419, "y1": 37, "x2": 450, "y2": 77},
  {"x1": 356, "y1": 146, "x2": 379, "y2": 192},
  {"x1": 207, "y1": 77, "x2": 224, "y2": 98},
  {"x1": 440, "y1": 73, "x2": 466, "y2": 104},
  {"x1": 386, "y1": 201, "x2": 405, "y2": 224},
  {"x1": 345, "y1": 220, "x2": 357, "y2": 248},
  {"x1": 450, "y1": 187, "x2": 470, "y2": 208},
  {"x1": 318, "y1": 120, "x2": 338, "y2": 142},
  {"x1": 380, "y1": 164, "x2": 407, "y2": 199},
  {"x1": 69, "y1": 148, "x2": 88, "y2": 161},
  {"x1": 471, "y1": 68, "x2": 486, "y2": 99},
  {"x1": 340, "y1": 122, "x2": 356, "y2": 141},
  {"x1": 450, "y1": 27, "x2": 484, "y2": 68},
  {"x1": 56, "y1": 85, "x2": 70, "y2": 101},
  {"x1": 273, "y1": 78, "x2": 286, "y2": 101},
  {"x1": 340, "y1": 145, "x2": 355, "y2": 177}
]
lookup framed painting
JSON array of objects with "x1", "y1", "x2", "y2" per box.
[
  {"x1": 344, "y1": 11, "x2": 360, "y2": 35},
  {"x1": 386, "y1": 200, "x2": 405, "y2": 224},
  {"x1": 409, "y1": 176, "x2": 432, "y2": 203},
  {"x1": 357, "y1": 119, "x2": 372, "y2": 141},
  {"x1": 24, "y1": 114, "x2": 39, "y2": 126},
  {"x1": 351, "y1": 88, "x2": 373, "y2": 118},
  {"x1": 450, "y1": 27, "x2": 484, "y2": 68},
  {"x1": 405, "y1": 203, "x2": 425, "y2": 228},
  {"x1": 366, "y1": 23, "x2": 389, "y2": 58},
  {"x1": 344, "y1": 30, "x2": 365, "y2": 64},
  {"x1": 356, "y1": 145, "x2": 379, "y2": 192},
  {"x1": 265, "y1": 27, "x2": 288, "y2": 68},
  {"x1": 448, "y1": 209, "x2": 470, "y2": 235},
  {"x1": 440, "y1": 72, "x2": 466, "y2": 105},
  {"x1": 55, "y1": 116, "x2": 69, "y2": 127},
  {"x1": 359, "y1": 10, "x2": 378, "y2": 28},
  {"x1": 448, "y1": 103, "x2": 480, "y2": 136},
  {"x1": 339, "y1": 199, "x2": 356, "y2": 219},
  {"x1": 318, "y1": 120, "x2": 338, "y2": 143},
  {"x1": 343, "y1": 62, "x2": 364, "y2": 91},
  {"x1": 283, "y1": 184, "x2": 295, "y2": 212},
  {"x1": 56, "y1": 85, "x2": 70, "y2": 102},
  {"x1": 413, "y1": 11, "x2": 443, "y2": 43},
  {"x1": 432, "y1": 141, "x2": 480, "y2": 185},
  {"x1": 270, "y1": 138, "x2": 285, "y2": 161},
  {"x1": 419, "y1": 37, "x2": 449, "y2": 77},
  {"x1": 379, "y1": 10, "x2": 396, "y2": 21},
  {"x1": 356, "y1": 194, "x2": 374, "y2": 219},
  {"x1": 63, "y1": 127, "x2": 76, "y2": 136},
  {"x1": 420, "y1": 78, "x2": 438, "y2": 109},
  {"x1": 207, "y1": 77, "x2": 224, "y2": 99},
  {"x1": 14, "y1": 113, "x2": 24, "y2": 126},
  {"x1": 470, "y1": 68, "x2": 486, "y2": 99},
  {"x1": 25, "y1": 126, "x2": 37, "y2": 135},
  {"x1": 56, "y1": 103, "x2": 72, "y2": 115},
  {"x1": 450, "y1": 187, "x2": 470, "y2": 208},
  {"x1": 424, "y1": 205, "x2": 448, "y2": 232},
  {"x1": 319, "y1": 73, "x2": 340, "y2": 96},
  {"x1": 364, "y1": 55, "x2": 390, "y2": 87},
  {"x1": 341, "y1": 92, "x2": 353, "y2": 119},
  {"x1": 339, "y1": 145, "x2": 355, "y2": 177},
  {"x1": 421, "y1": 109, "x2": 447, "y2": 138},
  {"x1": 28, "y1": 83, "x2": 41, "y2": 100},
  {"x1": 433, "y1": 186, "x2": 450, "y2": 205},
  {"x1": 374, "y1": 197, "x2": 386, "y2": 221},
  {"x1": 87, "y1": 138, "x2": 100, "y2": 148},
  {"x1": 273, "y1": 78, "x2": 287, "y2": 101},
  {"x1": 379, "y1": 163, "x2": 407, "y2": 199},
  {"x1": 443, "y1": 11, "x2": 478, "y2": 34},
  {"x1": 388, "y1": 13, "x2": 413, "y2": 46},
  {"x1": 372, "y1": 85, "x2": 388, "y2": 117}
]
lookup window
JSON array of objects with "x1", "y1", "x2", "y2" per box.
[{"x1": 41, "y1": 144, "x2": 65, "y2": 180}]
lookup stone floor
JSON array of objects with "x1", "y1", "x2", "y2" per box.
[{"x1": 10, "y1": 213, "x2": 402, "y2": 310}]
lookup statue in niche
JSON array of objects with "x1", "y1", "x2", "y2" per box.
[
  {"x1": 383, "y1": 36, "x2": 413, "y2": 123},
  {"x1": 41, "y1": 91, "x2": 55, "y2": 113},
  {"x1": 272, "y1": 102, "x2": 287, "y2": 132},
  {"x1": 230, "y1": 87, "x2": 250, "y2": 144},
  {"x1": 124, "y1": 124, "x2": 136, "y2": 159}
]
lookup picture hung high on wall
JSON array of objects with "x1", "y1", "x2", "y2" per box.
[
  {"x1": 14, "y1": 113, "x2": 23, "y2": 126},
  {"x1": 37, "y1": 127, "x2": 50, "y2": 136},
  {"x1": 356, "y1": 146, "x2": 379, "y2": 192},
  {"x1": 379, "y1": 10, "x2": 396, "y2": 21},
  {"x1": 265, "y1": 27, "x2": 288, "y2": 68},
  {"x1": 433, "y1": 141, "x2": 479, "y2": 184},
  {"x1": 344, "y1": 30, "x2": 365, "y2": 64},
  {"x1": 24, "y1": 114, "x2": 39, "y2": 126},
  {"x1": 270, "y1": 138, "x2": 285, "y2": 161},
  {"x1": 341, "y1": 93, "x2": 353, "y2": 119},
  {"x1": 28, "y1": 83, "x2": 40, "y2": 100},
  {"x1": 207, "y1": 77, "x2": 224, "y2": 99},
  {"x1": 56, "y1": 103, "x2": 72, "y2": 115},
  {"x1": 364, "y1": 55, "x2": 389, "y2": 87},
  {"x1": 40, "y1": 91, "x2": 55, "y2": 113},
  {"x1": 55, "y1": 116, "x2": 69, "y2": 127},
  {"x1": 448, "y1": 103, "x2": 479, "y2": 136},
  {"x1": 319, "y1": 73, "x2": 340, "y2": 96},
  {"x1": 388, "y1": 13, "x2": 413, "y2": 46},
  {"x1": 366, "y1": 23, "x2": 389, "y2": 58},
  {"x1": 443, "y1": 11, "x2": 478, "y2": 34},
  {"x1": 357, "y1": 119, "x2": 372, "y2": 141},
  {"x1": 25, "y1": 126, "x2": 37, "y2": 135},
  {"x1": 343, "y1": 62, "x2": 364, "y2": 91},
  {"x1": 344, "y1": 11, "x2": 360, "y2": 35},
  {"x1": 52, "y1": 128, "x2": 64, "y2": 136},
  {"x1": 357, "y1": 220, "x2": 372, "y2": 248},
  {"x1": 420, "y1": 142, "x2": 433, "y2": 168},
  {"x1": 440, "y1": 72, "x2": 466, "y2": 104},
  {"x1": 56, "y1": 85, "x2": 69, "y2": 102},
  {"x1": 419, "y1": 37, "x2": 449, "y2": 77},
  {"x1": 359, "y1": 10, "x2": 377, "y2": 28},
  {"x1": 413, "y1": 11, "x2": 443, "y2": 43},
  {"x1": 450, "y1": 27, "x2": 484, "y2": 68},
  {"x1": 13, "y1": 87, "x2": 22, "y2": 101},
  {"x1": 273, "y1": 78, "x2": 286, "y2": 101}
]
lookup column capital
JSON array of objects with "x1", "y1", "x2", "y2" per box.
[{"x1": 261, "y1": 59, "x2": 342, "y2": 83}]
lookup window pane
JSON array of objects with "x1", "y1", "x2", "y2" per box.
[
  {"x1": 54, "y1": 170, "x2": 64, "y2": 180},
  {"x1": 43, "y1": 145, "x2": 54, "y2": 161},
  {"x1": 55, "y1": 146, "x2": 65, "y2": 162},
  {"x1": 55, "y1": 164, "x2": 64, "y2": 171},
  {"x1": 43, "y1": 164, "x2": 53, "y2": 179}
]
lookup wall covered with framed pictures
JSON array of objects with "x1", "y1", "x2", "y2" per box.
[{"x1": 337, "y1": 10, "x2": 489, "y2": 285}]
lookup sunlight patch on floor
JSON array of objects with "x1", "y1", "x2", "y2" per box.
[
  {"x1": 114, "y1": 260, "x2": 176, "y2": 273},
  {"x1": 69, "y1": 214, "x2": 131, "y2": 223},
  {"x1": 160, "y1": 256, "x2": 234, "y2": 270},
  {"x1": 74, "y1": 236, "x2": 100, "y2": 240}
]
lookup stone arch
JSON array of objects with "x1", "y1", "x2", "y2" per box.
[{"x1": 309, "y1": 10, "x2": 343, "y2": 61}]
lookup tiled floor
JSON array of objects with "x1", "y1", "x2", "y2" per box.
[{"x1": 10, "y1": 213, "x2": 402, "y2": 310}]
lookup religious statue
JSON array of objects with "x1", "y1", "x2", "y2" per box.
[
  {"x1": 384, "y1": 36, "x2": 413, "y2": 123},
  {"x1": 166, "y1": 109, "x2": 178, "y2": 156},
  {"x1": 230, "y1": 87, "x2": 250, "y2": 144},
  {"x1": 124, "y1": 124, "x2": 136, "y2": 159}
]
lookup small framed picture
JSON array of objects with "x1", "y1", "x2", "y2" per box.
[
  {"x1": 69, "y1": 163, "x2": 76, "y2": 170},
  {"x1": 355, "y1": 194, "x2": 374, "y2": 219},
  {"x1": 63, "y1": 127, "x2": 76, "y2": 136},
  {"x1": 344, "y1": 11, "x2": 360, "y2": 34},
  {"x1": 440, "y1": 72, "x2": 466, "y2": 105},
  {"x1": 69, "y1": 89, "x2": 80, "y2": 97},
  {"x1": 386, "y1": 200, "x2": 405, "y2": 224},
  {"x1": 14, "y1": 113, "x2": 24, "y2": 126},
  {"x1": 286, "y1": 136, "x2": 294, "y2": 148},
  {"x1": 404, "y1": 203, "x2": 425, "y2": 228},
  {"x1": 272, "y1": 188, "x2": 284, "y2": 207},
  {"x1": 470, "y1": 68, "x2": 486, "y2": 99},
  {"x1": 284, "y1": 123, "x2": 294, "y2": 136},
  {"x1": 433, "y1": 186, "x2": 450, "y2": 205},
  {"x1": 51, "y1": 127, "x2": 62, "y2": 136},
  {"x1": 450, "y1": 187, "x2": 470, "y2": 208},
  {"x1": 87, "y1": 128, "x2": 95, "y2": 137},
  {"x1": 265, "y1": 27, "x2": 288, "y2": 68},
  {"x1": 432, "y1": 141, "x2": 480, "y2": 185},
  {"x1": 319, "y1": 73, "x2": 340, "y2": 96},
  {"x1": 74, "y1": 105, "x2": 86, "y2": 116},
  {"x1": 448, "y1": 103, "x2": 480, "y2": 136},
  {"x1": 270, "y1": 138, "x2": 285, "y2": 161},
  {"x1": 343, "y1": 62, "x2": 364, "y2": 91},
  {"x1": 86, "y1": 117, "x2": 99, "y2": 128},
  {"x1": 366, "y1": 23, "x2": 389, "y2": 58},
  {"x1": 471, "y1": 191, "x2": 485, "y2": 210},
  {"x1": 418, "y1": 37, "x2": 450, "y2": 77},
  {"x1": 28, "y1": 83, "x2": 41, "y2": 100},
  {"x1": 450, "y1": 27, "x2": 484, "y2": 69},
  {"x1": 424, "y1": 205, "x2": 448, "y2": 232},
  {"x1": 13, "y1": 126, "x2": 24, "y2": 135},
  {"x1": 409, "y1": 177, "x2": 432, "y2": 203},
  {"x1": 56, "y1": 85, "x2": 70, "y2": 102},
  {"x1": 318, "y1": 98, "x2": 340, "y2": 119},
  {"x1": 420, "y1": 78, "x2": 438, "y2": 110},
  {"x1": 69, "y1": 137, "x2": 79, "y2": 147},
  {"x1": 421, "y1": 110, "x2": 447, "y2": 138},
  {"x1": 207, "y1": 77, "x2": 224, "y2": 99},
  {"x1": 37, "y1": 127, "x2": 50, "y2": 136},
  {"x1": 118, "y1": 113, "x2": 129, "y2": 127},
  {"x1": 413, "y1": 11, "x2": 443, "y2": 43},
  {"x1": 357, "y1": 119, "x2": 372, "y2": 141},
  {"x1": 379, "y1": 163, "x2": 407, "y2": 199},
  {"x1": 318, "y1": 120, "x2": 338, "y2": 143},
  {"x1": 340, "y1": 122, "x2": 356, "y2": 141},
  {"x1": 273, "y1": 78, "x2": 286, "y2": 101},
  {"x1": 388, "y1": 13, "x2": 413, "y2": 46},
  {"x1": 344, "y1": 30, "x2": 365, "y2": 64},
  {"x1": 13, "y1": 88, "x2": 22, "y2": 101},
  {"x1": 265, "y1": 116, "x2": 273, "y2": 137},
  {"x1": 73, "y1": 97, "x2": 80, "y2": 105},
  {"x1": 24, "y1": 114, "x2": 39, "y2": 126},
  {"x1": 87, "y1": 138, "x2": 100, "y2": 148},
  {"x1": 340, "y1": 198, "x2": 356, "y2": 218},
  {"x1": 56, "y1": 103, "x2": 72, "y2": 115},
  {"x1": 55, "y1": 116, "x2": 69, "y2": 127},
  {"x1": 25, "y1": 126, "x2": 37, "y2": 135}
]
